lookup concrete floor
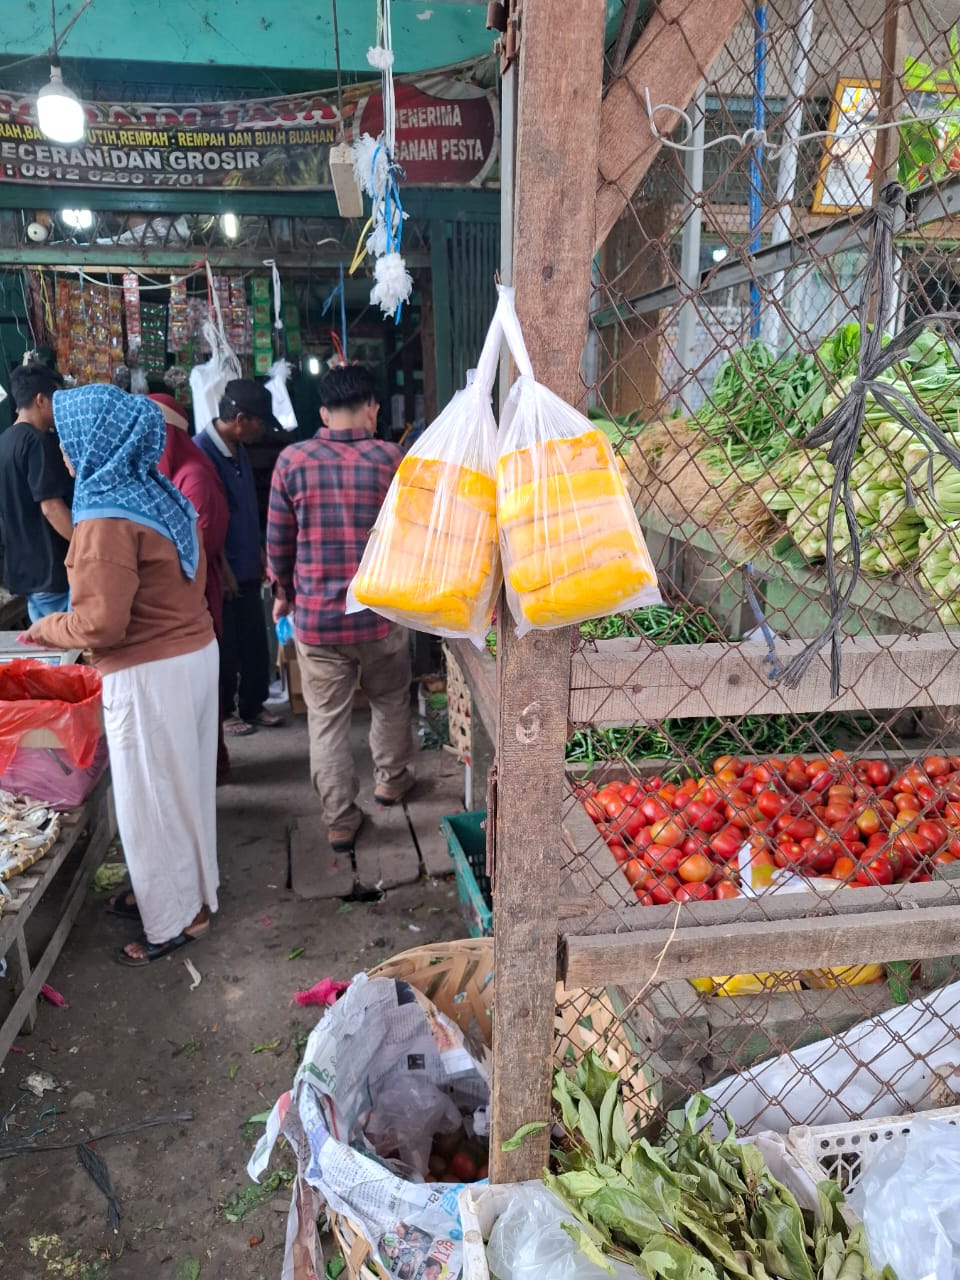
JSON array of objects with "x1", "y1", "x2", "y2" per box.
[{"x1": 0, "y1": 711, "x2": 469, "y2": 1280}]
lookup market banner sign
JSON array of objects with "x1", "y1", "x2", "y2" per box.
[{"x1": 0, "y1": 76, "x2": 498, "y2": 192}]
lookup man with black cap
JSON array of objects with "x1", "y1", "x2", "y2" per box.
[{"x1": 196, "y1": 380, "x2": 284, "y2": 735}]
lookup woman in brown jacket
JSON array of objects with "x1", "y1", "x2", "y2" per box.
[{"x1": 25, "y1": 384, "x2": 219, "y2": 966}]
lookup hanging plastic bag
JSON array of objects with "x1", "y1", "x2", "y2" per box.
[
  {"x1": 347, "y1": 295, "x2": 505, "y2": 644},
  {"x1": 495, "y1": 286, "x2": 660, "y2": 633},
  {"x1": 365, "y1": 1076, "x2": 462, "y2": 1180},
  {"x1": 189, "y1": 264, "x2": 241, "y2": 437},
  {"x1": 266, "y1": 359, "x2": 298, "y2": 432}
]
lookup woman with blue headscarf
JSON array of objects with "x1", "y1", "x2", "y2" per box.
[{"x1": 25, "y1": 385, "x2": 220, "y2": 966}]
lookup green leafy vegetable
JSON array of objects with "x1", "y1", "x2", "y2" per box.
[{"x1": 501, "y1": 1120, "x2": 548, "y2": 1152}]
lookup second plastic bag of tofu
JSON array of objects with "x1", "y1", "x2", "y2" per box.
[
  {"x1": 495, "y1": 285, "x2": 661, "y2": 633},
  {"x1": 347, "y1": 297, "x2": 505, "y2": 645}
]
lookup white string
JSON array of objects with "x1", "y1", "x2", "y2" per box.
[
  {"x1": 46, "y1": 266, "x2": 206, "y2": 291},
  {"x1": 643, "y1": 85, "x2": 958, "y2": 163}
]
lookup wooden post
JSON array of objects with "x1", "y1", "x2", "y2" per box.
[{"x1": 490, "y1": 0, "x2": 607, "y2": 1183}]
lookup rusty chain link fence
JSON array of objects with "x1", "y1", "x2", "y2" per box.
[{"x1": 547, "y1": 0, "x2": 960, "y2": 1141}]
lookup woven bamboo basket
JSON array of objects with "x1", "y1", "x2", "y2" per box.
[
  {"x1": 441, "y1": 643, "x2": 471, "y2": 766},
  {"x1": 329, "y1": 938, "x2": 647, "y2": 1280}
]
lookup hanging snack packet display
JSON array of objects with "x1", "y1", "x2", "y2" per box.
[
  {"x1": 347, "y1": 299, "x2": 506, "y2": 644},
  {"x1": 496, "y1": 286, "x2": 660, "y2": 632}
]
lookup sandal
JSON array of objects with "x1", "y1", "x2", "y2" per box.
[
  {"x1": 224, "y1": 717, "x2": 256, "y2": 737},
  {"x1": 106, "y1": 889, "x2": 141, "y2": 921},
  {"x1": 116, "y1": 933, "x2": 193, "y2": 967},
  {"x1": 116, "y1": 919, "x2": 210, "y2": 967},
  {"x1": 243, "y1": 710, "x2": 285, "y2": 728}
]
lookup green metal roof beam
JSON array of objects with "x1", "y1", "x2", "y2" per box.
[{"x1": 0, "y1": 184, "x2": 501, "y2": 221}]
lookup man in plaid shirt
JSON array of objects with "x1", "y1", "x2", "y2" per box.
[{"x1": 267, "y1": 365, "x2": 413, "y2": 852}]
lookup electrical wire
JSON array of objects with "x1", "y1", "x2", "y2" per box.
[
  {"x1": 331, "y1": 0, "x2": 345, "y2": 142},
  {"x1": 643, "y1": 85, "x2": 959, "y2": 164}
]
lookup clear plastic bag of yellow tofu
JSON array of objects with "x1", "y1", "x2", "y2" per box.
[
  {"x1": 495, "y1": 286, "x2": 661, "y2": 633},
  {"x1": 347, "y1": 302, "x2": 504, "y2": 644}
]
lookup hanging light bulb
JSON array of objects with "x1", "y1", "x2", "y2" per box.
[
  {"x1": 220, "y1": 212, "x2": 239, "y2": 239},
  {"x1": 61, "y1": 208, "x2": 93, "y2": 231},
  {"x1": 37, "y1": 60, "x2": 85, "y2": 145},
  {"x1": 306, "y1": 356, "x2": 321, "y2": 376}
]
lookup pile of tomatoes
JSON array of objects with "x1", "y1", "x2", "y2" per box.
[{"x1": 578, "y1": 752, "x2": 960, "y2": 906}]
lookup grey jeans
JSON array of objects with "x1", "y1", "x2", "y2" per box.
[{"x1": 295, "y1": 626, "x2": 413, "y2": 831}]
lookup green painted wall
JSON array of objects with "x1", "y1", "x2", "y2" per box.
[{"x1": 2, "y1": 3, "x2": 627, "y2": 76}]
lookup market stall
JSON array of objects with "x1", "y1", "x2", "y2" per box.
[{"x1": 444, "y1": 0, "x2": 960, "y2": 1221}]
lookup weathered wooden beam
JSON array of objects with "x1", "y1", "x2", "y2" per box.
[
  {"x1": 562, "y1": 897, "x2": 960, "y2": 987},
  {"x1": 595, "y1": 0, "x2": 747, "y2": 251},
  {"x1": 489, "y1": 0, "x2": 606, "y2": 1184},
  {"x1": 568, "y1": 632, "x2": 960, "y2": 725}
]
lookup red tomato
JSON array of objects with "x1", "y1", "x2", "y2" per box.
[
  {"x1": 636, "y1": 891, "x2": 655, "y2": 906},
  {"x1": 619, "y1": 780, "x2": 645, "y2": 805},
  {"x1": 682, "y1": 833, "x2": 712, "y2": 859},
  {"x1": 948, "y1": 835, "x2": 960, "y2": 858},
  {"x1": 809, "y1": 770, "x2": 835, "y2": 795},
  {"x1": 866, "y1": 759, "x2": 893, "y2": 787},
  {"x1": 641, "y1": 796, "x2": 672, "y2": 824},
  {"x1": 648, "y1": 874, "x2": 681, "y2": 904},
  {"x1": 828, "y1": 785, "x2": 855, "y2": 803},
  {"x1": 634, "y1": 825, "x2": 655, "y2": 850},
  {"x1": 608, "y1": 842, "x2": 630, "y2": 864},
  {"x1": 784, "y1": 767, "x2": 809, "y2": 793},
  {"x1": 449, "y1": 1151, "x2": 478, "y2": 1181},
  {"x1": 774, "y1": 841, "x2": 805, "y2": 868},
  {"x1": 805, "y1": 759, "x2": 830, "y2": 778},
  {"x1": 824, "y1": 803, "x2": 853, "y2": 825},
  {"x1": 805, "y1": 839, "x2": 841, "y2": 874},
  {"x1": 582, "y1": 796, "x2": 606, "y2": 823},
  {"x1": 945, "y1": 803, "x2": 960, "y2": 828},
  {"x1": 623, "y1": 858, "x2": 645, "y2": 886},
  {"x1": 925, "y1": 755, "x2": 951, "y2": 778},
  {"x1": 645, "y1": 845, "x2": 684, "y2": 874},
  {"x1": 714, "y1": 880, "x2": 740, "y2": 900},
  {"x1": 856, "y1": 854, "x2": 895, "y2": 886},
  {"x1": 831, "y1": 855, "x2": 858, "y2": 881},
  {"x1": 917, "y1": 820, "x2": 948, "y2": 851},
  {"x1": 678, "y1": 853, "x2": 713, "y2": 883},
  {"x1": 709, "y1": 826, "x2": 743, "y2": 861},
  {"x1": 676, "y1": 882, "x2": 714, "y2": 902},
  {"x1": 855, "y1": 808, "x2": 882, "y2": 837},
  {"x1": 712, "y1": 755, "x2": 744, "y2": 776},
  {"x1": 756, "y1": 789, "x2": 786, "y2": 819},
  {"x1": 930, "y1": 851, "x2": 958, "y2": 868},
  {"x1": 650, "y1": 817, "x2": 686, "y2": 849},
  {"x1": 783, "y1": 817, "x2": 816, "y2": 841}
]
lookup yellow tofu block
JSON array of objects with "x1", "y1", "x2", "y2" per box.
[
  {"x1": 371, "y1": 544, "x2": 491, "y2": 599},
  {"x1": 382, "y1": 517, "x2": 496, "y2": 579},
  {"x1": 352, "y1": 572, "x2": 475, "y2": 631},
  {"x1": 497, "y1": 430, "x2": 613, "y2": 490},
  {"x1": 518, "y1": 554, "x2": 655, "y2": 626},
  {"x1": 394, "y1": 485, "x2": 498, "y2": 542},
  {"x1": 498, "y1": 468, "x2": 626, "y2": 528},
  {"x1": 507, "y1": 527, "x2": 642, "y2": 594},
  {"x1": 397, "y1": 456, "x2": 496, "y2": 513},
  {"x1": 503, "y1": 501, "x2": 627, "y2": 561}
]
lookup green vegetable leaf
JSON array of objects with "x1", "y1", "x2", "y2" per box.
[
  {"x1": 501, "y1": 1120, "x2": 548, "y2": 1152},
  {"x1": 560, "y1": 1222, "x2": 617, "y2": 1275},
  {"x1": 553, "y1": 1072, "x2": 581, "y2": 1135},
  {"x1": 578, "y1": 1094, "x2": 604, "y2": 1163}
]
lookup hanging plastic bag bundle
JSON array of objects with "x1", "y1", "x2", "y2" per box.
[
  {"x1": 495, "y1": 286, "x2": 661, "y2": 632},
  {"x1": 347, "y1": 297, "x2": 505, "y2": 644}
]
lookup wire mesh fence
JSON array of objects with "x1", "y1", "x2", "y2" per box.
[{"x1": 549, "y1": 0, "x2": 960, "y2": 1138}]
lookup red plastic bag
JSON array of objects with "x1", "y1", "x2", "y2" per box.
[{"x1": 0, "y1": 660, "x2": 103, "y2": 773}]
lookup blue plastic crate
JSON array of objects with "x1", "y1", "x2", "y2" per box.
[{"x1": 440, "y1": 809, "x2": 492, "y2": 937}]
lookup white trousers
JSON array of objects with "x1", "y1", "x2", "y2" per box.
[{"x1": 102, "y1": 640, "x2": 219, "y2": 943}]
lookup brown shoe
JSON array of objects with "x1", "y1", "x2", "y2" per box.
[
  {"x1": 374, "y1": 774, "x2": 415, "y2": 807},
  {"x1": 329, "y1": 816, "x2": 363, "y2": 853}
]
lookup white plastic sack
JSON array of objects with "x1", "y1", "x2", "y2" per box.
[
  {"x1": 266, "y1": 359, "x2": 298, "y2": 432},
  {"x1": 366, "y1": 1076, "x2": 462, "y2": 1180},
  {"x1": 495, "y1": 286, "x2": 661, "y2": 634},
  {"x1": 849, "y1": 1115, "x2": 960, "y2": 1280},
  {"x1": 189, "y1": 265, "x2": 241, "y2": 436},
  {"x1": 487, "y1": 1183, "x2": 637, "y2": 1280},
  {"x1": 702, "y1": 978, "x2": 960, "y2": 1135},
  {"x1": 249, "y1": 973, "x2": 489, "y2": 1280},
  {"x1": 347, "y1": 295, "x2": 506, "y2": 644}
]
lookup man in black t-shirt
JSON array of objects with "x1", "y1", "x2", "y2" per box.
[{"x1": 0, "y1": 362, "x2": 73, "y2": 621}]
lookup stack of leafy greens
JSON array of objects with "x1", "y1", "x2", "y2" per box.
[
  {"x1": 484, "y1": 605, "x2": 721, "y2": 659},
  {"x1": 761, "y1": 327, "x2": 960, "y2": 611},
  {"x1": 546, "y1": 1053, "x2": 896, "y2": 1280}
]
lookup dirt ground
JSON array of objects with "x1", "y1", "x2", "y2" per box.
[{"x1": 0, "y1": 711, "x2": 468, "y2": 1280}]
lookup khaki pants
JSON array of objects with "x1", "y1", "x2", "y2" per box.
[{"x1": 295, "y1": 627, "x2": 413, "y2": 831}]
